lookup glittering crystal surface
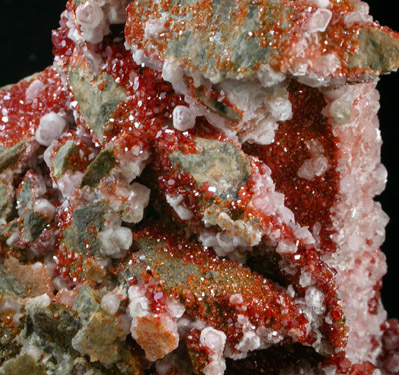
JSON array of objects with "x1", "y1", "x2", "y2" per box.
[{"x1": 1, "y1": 1, "x2": 399, "y2": 374}]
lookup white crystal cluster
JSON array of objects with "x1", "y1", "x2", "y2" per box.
[
  {"x1": 297, "y1": 140, "x2": 329, "y2": 180},
  {"x1": 72, "y1": 0, "x2": 129, "y2": 44},
  {"x1": 166, "y1": 193, "x2": 194, "y2": 220},
  {"x1": 200, "y1": 327, "x2": 227, "y2": 375},
  {"x1": 35, "y1": 112, "x2": 67, "y2": 146},
  {"x1": 323, "y1": 83, "x2": 389, "y2": 364},
  {"x1": 160, "y1": 57, "x2": 295, "y2": 146},
  {"x1": 220, "y1": 79, "x2": 293, "y2": 145}
]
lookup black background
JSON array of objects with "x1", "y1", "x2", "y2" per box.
[{"x1": 0, "y1": 0, "x2": 398, "y2": 317}]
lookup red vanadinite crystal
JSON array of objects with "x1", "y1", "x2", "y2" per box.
[
  {"x1": 244, "y1": 81, "x2": 339, "y2": 253},
  {"x1": 1, "y1": 0, "x2": 398, "y2": 373},
  {"x1": 0, "y1": 67, "x2": 68, "y2": 148}
]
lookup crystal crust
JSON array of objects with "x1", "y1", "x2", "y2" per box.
[{"x1": 1, "y1": 0, "x2": 399, "y2": 374}]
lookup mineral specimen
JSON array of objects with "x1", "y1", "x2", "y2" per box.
[{"x1": 0, "y1": 0, "x2": 399, "y2": 374}]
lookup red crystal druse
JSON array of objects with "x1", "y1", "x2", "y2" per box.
[{"x1": 0, "y1": 0, "x2": 399, "y2": 375}]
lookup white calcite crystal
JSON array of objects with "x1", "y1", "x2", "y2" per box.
[
  {"x1": 200, "y1": 327, "x2": 227, "y2": 375},
  {"x1": 172, "y1": 105, "x2": 196, "y2": 131},
  {"x1": 323, "y1": 82, "x2": 390, "y2": 364},
  {"x1": 35, "y1": 112, "x2": 67, "y2": 146}
]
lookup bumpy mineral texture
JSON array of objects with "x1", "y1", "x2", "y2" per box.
[{"x1": 1, "y1": 0, "x2": 399, "y2": 374}]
